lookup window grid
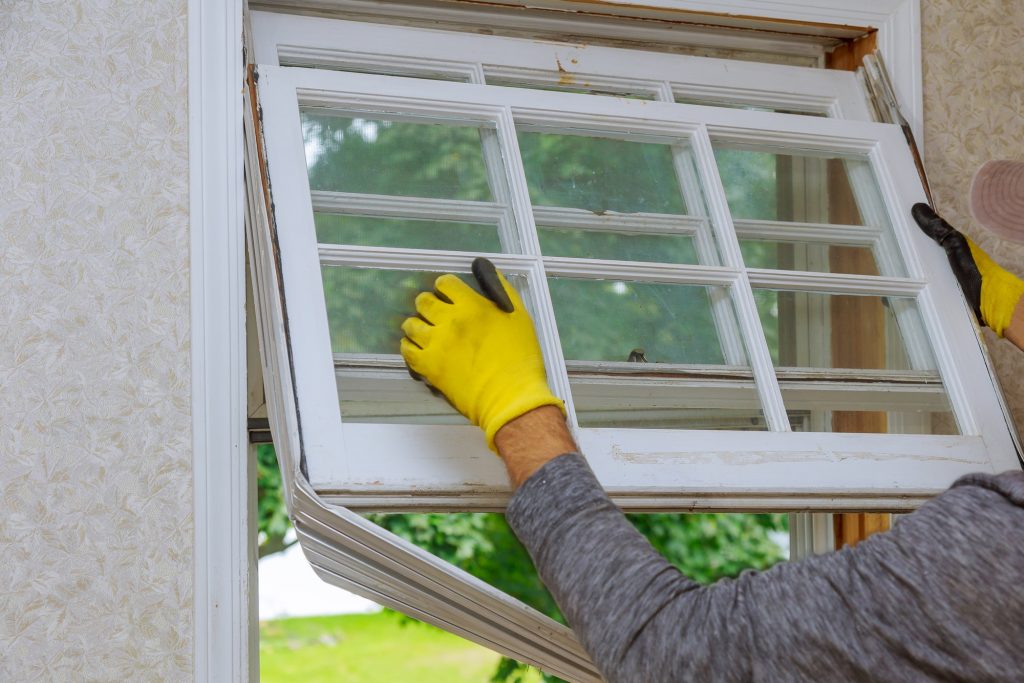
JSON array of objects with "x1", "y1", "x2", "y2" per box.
[{"x1": 299, "y1": 78, "x2": 950, "y2": 438}]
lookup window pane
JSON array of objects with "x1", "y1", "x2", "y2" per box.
[
  {"x1": 783, "y1": 389, "x2": 958, "y2": 435},
  {"x1": 303, "y1": 111, "x2": 496, "y2": 201},
  {"x1": 753, "y1": 289, "x2": 935, "y2": 371},
  {"x1": 323, "y1": 267, "x2": 437, "y2": 355},
  {"x1": 715, "y1": 148, "x2": 868, "y2": 223},
  {"x1": 549, "y1": 278, "x2": 742, "y2": 365},
  {"x1": 714, "y1": 146, "x2": 908, "y2": 277},
  {"x1": 538, "y1": 226, "x2": 699, "y2": 264},
  {"x1": 338, "y1": 370, "x2": 467, "y2": 424},
  {"x1": 739, "y1": 240, "x2": 880, "y2": 276},
  {"x1": 315, "y1": 213, "x2": 502, "y2": 252},
  {"x1": 325, "y1": 267, "x2": 524, "y2": 425},
  {"x1": 517, "y1": 130, "x2": 690, "y2": 215},
  {"x1": 570, "y1": 375, "x2": 766, "y2": 430}
]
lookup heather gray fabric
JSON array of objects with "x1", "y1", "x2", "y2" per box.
[{"x1": 506, "y1": 453, "x2": 1024, "y2": 683}]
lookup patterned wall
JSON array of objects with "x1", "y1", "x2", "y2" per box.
[
  {"x1": 0, "y1": 2, "x2": 192, "y2": 680},
  {"x1": 921, "y1": 0, "x2": 1024, "y2": 435}
]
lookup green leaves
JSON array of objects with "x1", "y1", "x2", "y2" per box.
[
  {"x1": 257, "y1": 445, "x2": 787, "y2": 680},
  {"x1": 257, "y1": 444, "x2": 295, "y2": 559}
]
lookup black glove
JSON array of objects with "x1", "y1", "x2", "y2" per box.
[{"x1": 911, "y1": 203, "x2": 983, "y2": 322}]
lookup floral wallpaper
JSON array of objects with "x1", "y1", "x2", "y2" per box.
[
  {"x1": 0, "y1": 1, "x2": 192, "y2": 680},
  {"x1": 921, "y1": 0, "x2": 1024, "y2": 436}
]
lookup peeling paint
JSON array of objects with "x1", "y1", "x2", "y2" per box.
[
  {"x1": 611, "y1": 445, "x2": 986, "y2": 466},
  {"x1": 555, "y1": 56, "x2": 575, "y2": 85}
]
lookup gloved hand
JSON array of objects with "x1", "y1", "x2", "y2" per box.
[
  {"x1": 401, "y1": 257, "x2": 565, "y2": 451},
  {"x1": 912, "y1": 203, "x2": 1024, "y2": 337}
]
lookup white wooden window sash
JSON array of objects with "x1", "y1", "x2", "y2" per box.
[
  {"x1": 243, "y1": 62, "x2": 1019, "y2": 679},
  {"x1": 255, "y1": 63, "x2": 1019, "y2": 512}
]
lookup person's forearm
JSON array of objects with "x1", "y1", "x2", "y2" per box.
[{"x1": 494, "y1": 405, "x2": 577, "y2": 488}]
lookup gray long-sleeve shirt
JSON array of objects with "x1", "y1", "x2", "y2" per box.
[{"x1": 505, "y1": 453, "x2": 1024, "y2": 682}]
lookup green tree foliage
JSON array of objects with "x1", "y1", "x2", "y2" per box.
[
  {"x1": 257, "y1": 443, "x2": 294, "y2": 559},
  {"x1": 258, "y1": 453, "x2": 786, "y2": 682}
]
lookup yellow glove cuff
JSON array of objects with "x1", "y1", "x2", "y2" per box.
[
  {"x1": 968, "y1": 238, "x2": 1024, "y2": 337},
  {"x1": 481, "y1": 387, "x2": 566, "y2": 452}
]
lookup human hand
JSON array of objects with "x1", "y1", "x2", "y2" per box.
[
  {"x1": 400, "y1": 258, "x2": 565, "y2": 451},
  {"x1": 912, "y1": 203, "x2": 1024, "y2": 337}
]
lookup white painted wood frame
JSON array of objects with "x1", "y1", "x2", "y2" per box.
[
  {"x1": 184, "y1": 2, "x2": 939, "y2": 681},
  {"x1": 256, "y1": 60, "x2": 1020, "y2": 513},
  {"x1": 190, "y1": 0, "x2": 254, "y2": 681}
]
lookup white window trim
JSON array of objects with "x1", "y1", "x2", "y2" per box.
[
  {"x1": 190, "y1": 0, "x2": 254, "y2": 681},
  {"x1": 195, "y1": 2, "x2": 930, "y2": 681}
]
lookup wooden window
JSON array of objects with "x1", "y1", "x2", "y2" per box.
[{"x1": 244, "y1": 10, "x2": 1019, "y2": 678}]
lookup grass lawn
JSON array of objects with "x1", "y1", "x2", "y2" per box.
[{"x1": 260, "y1": 611, "x2": 544, "y2": 682}]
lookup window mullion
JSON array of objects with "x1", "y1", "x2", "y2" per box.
[
  {"x1": 691, "y1": 124, "x2": 790, "y2": 432},
  {"x1": 671, "y1": 141, "x2": 747, "y2": 365},
  {"x1": 494, "y1": 106, "x2": 579, "y2": 427}
]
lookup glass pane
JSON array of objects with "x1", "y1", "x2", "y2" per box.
[
  {"x1": 282, "y1": 60, "x2": 472, "y2": 82},
  {"x1": 715, "y1": 148, "x2": 867, "y2": 223},
  {"x1": 549, "y1": 278, "x2": 742, "y2": 365},
  {"x1": 713, "y1": 145, "x2": 907, "y2": 277},
  {"x1": 753, "y1": 290, "x2": 935, "y2": 371},
  {"x1": 326, "y1": 267, "x2": 532, "y2": 424},
  {"x1": 739, "y1": 240, "x2": 880, "y2": 276},
  {"x1": 323, "y1": 267, "x2": 437, "y2": 355},
  {"x1": 538, "y1": 226, "x2": 699, "y2": 264},
  {"x1": 571, "y1": 376, "x2": 765, "y2": 430},
  {"x1": 303, "y1": 111, "x2": 496, "y2": 200},
  {"x1": 315, "y1": 213, "x2": 502, "y2": 252},
  {"x1": 517, "y1": 130, "x2": 689, "y2": 214},
  {"x1": 784, "y1": 389, "x2": 958, "y2": 435},
  {"x1": 338, "y1": 371, "x2": 467, "y2": 424}
]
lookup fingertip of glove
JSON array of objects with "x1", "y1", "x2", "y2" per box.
[
  {"x1": 911, "y1": 202, "x2": 936, "y2": 224},
  {"x1": 911, "y1": 203, "x2": 956, "y2": 244},
  {"x1": 471, "y1": 257, "x2": 515, "y2": 313}
]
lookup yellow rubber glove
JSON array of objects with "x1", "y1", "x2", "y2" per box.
[
  {"x1": 913, "y1": 203, "x2": 1024, "y2": 337},
  {"x1": 968, "y1": 238, "x2": 1024, "y2": 337},
  {"x1": 400, "y1": 258, "x2": 565, "y2": 451}
]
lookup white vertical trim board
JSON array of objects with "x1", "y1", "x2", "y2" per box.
[{"x1": 190, "y1": 0, "x2": 251, "y2": 681}]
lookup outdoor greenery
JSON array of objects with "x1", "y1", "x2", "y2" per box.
[
  {"x1": 257, "y1": 112, "x2": 792, "y2": 681},
  {"x1": 261, "y1": 611, "x2": 542, "y2": 683},
  {"x1": 259, "y1": 445, "x2": 786, "y2": 682}
]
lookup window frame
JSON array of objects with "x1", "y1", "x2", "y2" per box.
[
  {"x1": 195, "y1": 3, "x2": 995, "y2": 681},
  {"x1": 255, "y1": 59, "x2": 1019, "y2": 511},
  {"x1": 239, "y1": 15, "x2": 1019, "y2": 674}
]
